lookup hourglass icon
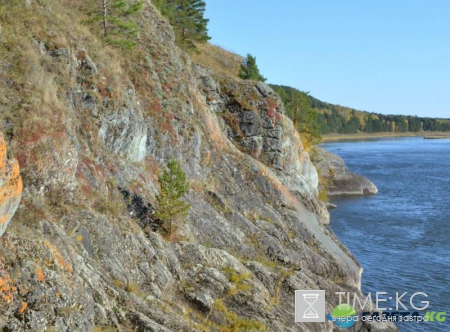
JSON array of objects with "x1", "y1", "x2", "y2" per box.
[{"x1": 302, "y1": 294, "x2": 319, "y2": 319}]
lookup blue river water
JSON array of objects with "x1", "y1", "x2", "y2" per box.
[{"x1": 323, "y1": 137, "x2": 450, "y2": 332}]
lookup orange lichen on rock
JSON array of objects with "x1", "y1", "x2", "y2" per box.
[
  {"x1": 0, "y1": 138, "x2": 6, "y2": 174},
  {"x1": 0, "y1": 137, "x2": 22, "y2": 203},
  {"x1": 18, "y1": 301, "x2": 27, "y2": 314},
  {"x1": 0, "y1": 133, "x2": 23, "y2": 237},
  {"x1": 44, "y1": 240, "x2": 73, "y2": 273},
  {"x1": 0, "y1": 268, "x2": 17, "y2": 305},
  {"x1": 36, "y1": 268, "x2": 45, "y2": 283},
  {"x1": 0, "y1": 213, "x2": 10, "y2": 225}
]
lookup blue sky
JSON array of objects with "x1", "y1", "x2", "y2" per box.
[{"x1": 205, "y1": 1, "x2": 450, "y2": 118}]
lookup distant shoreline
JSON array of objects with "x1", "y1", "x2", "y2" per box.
[{"x1": 322, "y1": 132, "x2": 450, "y2": 142}]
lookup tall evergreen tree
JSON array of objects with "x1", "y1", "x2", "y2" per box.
[
  {"x1": 153, "y1": 0, "x2": 210, "y2": 51},
  {"x1": 239, "y1": 54, "x2": 266, "y2": 82}
]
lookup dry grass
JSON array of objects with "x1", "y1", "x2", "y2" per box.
[
  {"x1": 190, "y1": 43, "x2": 243, "y2": 77},
  {"x1": 125, "y1": 281, "x2": 139, "y2": 294},
  {"x1": 0, "y1": 0, "x2": 129, "y2": 197},
  {"x1": 317, "y1": 174, "x2": 330, "y2": 202},
  {"x1": 92, "y1": 326, "x2": 118, "y2": 332}
]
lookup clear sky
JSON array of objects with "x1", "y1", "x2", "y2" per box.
[{"x1": 205, "y1": 1, "x2": 450, "y2": 118}]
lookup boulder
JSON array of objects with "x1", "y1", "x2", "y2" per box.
[{"x1": 255, "y1": 82, "x2": 275, "y2": 97}]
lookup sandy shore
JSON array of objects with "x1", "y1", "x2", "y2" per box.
[{"x1": 322, "y1": 131, "x2": 450, "y2": 142}]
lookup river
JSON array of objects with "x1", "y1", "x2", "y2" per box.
[{"x1": 323, "y1": 137, "x2": 450, "y2": 331}]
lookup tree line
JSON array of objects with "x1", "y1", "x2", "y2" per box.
[
  {"x1": 270, "y1": 84, "x2": 450, "y2": 138},
  {"x1": 309, "y1": 95, "x2": 450, "y2": 134}
]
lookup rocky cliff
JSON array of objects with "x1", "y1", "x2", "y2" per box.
[{"x1": 0, "y1": 1, "x2": 395, "y2": 331}]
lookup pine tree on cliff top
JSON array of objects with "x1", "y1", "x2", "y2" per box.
[
  {"x1": 239, "y1": 54, "x2": 266, "y2": 82},
  {"x1": 153, "y1": 0, "x2": 210, "y2": 52}
]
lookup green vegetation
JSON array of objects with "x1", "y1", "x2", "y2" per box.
[
  {"x1": 309, "y1": 94, "x2": 450, "y2": 134},
  {"x1": 153, "y1": 0, "x2": 210, "y2": 52},
  {"x1": 270, "y1": 85, "x2": 321, "y2": 150},
  {"x1": 239, "y1": 54, "x2": 266, "y2": 82},
  {"x1": 224, "y1": 268, "x2": 253, "y2": 296},
  {"x1": 86, "y1": 0, "x2": 143, "y2": 49},
  {"x1": 155, "y1": 159, "x2": 190, "y2": 239},
  {"x1": 271, "y1": 84, "x2": 450, "y2": 139}
]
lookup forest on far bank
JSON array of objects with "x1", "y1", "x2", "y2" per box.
[{"x1": 271, "y1": 85, "x2": 450, "y2": 136}]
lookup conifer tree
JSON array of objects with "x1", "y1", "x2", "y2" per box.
[
  {"x1": 153, "y1": 0, "x2": 210, "y2": 51},
  {"x1": 155, "y1": 159, "x2": 190, "y2": 238},
  {"x1": 239, "y1": 54, "x2": 266, "y2": 82}
]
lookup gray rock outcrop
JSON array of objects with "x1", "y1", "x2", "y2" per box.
[{"x1": 312, "y1": 147, "x2": 378, "y2": 196}]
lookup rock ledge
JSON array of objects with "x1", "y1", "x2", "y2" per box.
[{"x1": 312, "y1": 147, "x2": 378, "y2": 196}]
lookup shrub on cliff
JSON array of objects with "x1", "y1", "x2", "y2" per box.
[
  {"x1": 239, "y1": 54, "x2": 266, "y2": 82},
  {"x1": 155, "y1": 159, "x2": 190, "y2": 239}
]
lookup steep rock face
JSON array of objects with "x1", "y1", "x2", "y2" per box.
[
  {"x1": 312, "y1": 147, "x2": 378, "y2": 196},
  {"x1": 195, "y1": 70, "x2": 329, "y2": 225},
  {"x1": 0, "y1": 1, "x2": 395, "y2": 331},
  {"x1": 0, "y1": 134, "x2": 22, "y2": 237}
]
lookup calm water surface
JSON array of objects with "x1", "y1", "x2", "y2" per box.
[{"x1": 324, "y1": 137, "x2": 450, "y2": 331}]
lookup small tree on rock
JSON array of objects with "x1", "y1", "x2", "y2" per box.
[
  {"x1": 239, "y1": 54, "x2": 266, "y2": 82},
  {"x1": 155, "y1": 158, "x2": 190, "y2": 239}
]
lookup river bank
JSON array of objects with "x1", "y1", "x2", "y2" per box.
[{"x1": 322, "y1": 131, "x2": 450, "y2": 142}]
